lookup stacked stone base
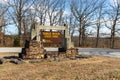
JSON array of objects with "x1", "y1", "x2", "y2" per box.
[
  {"x1": 19, "y1": 40, "x2": 78, "y2": 60},
  {"x1": 20, "y1": 40, "x2": 46, "y2": 59},
  {"x1": 58, "y1": 48, "x2": 78, "y2": 58},
  {"x1": 66, "y1": 48, "x2": 78, "y2": 58}
]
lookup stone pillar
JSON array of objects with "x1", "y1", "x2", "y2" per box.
[
  {"x1": 65, "y1": 25, "x2": 74, "y2": 49},
  {"x1": 36, "y1": 25, "x2": 40, "y2": 42}
]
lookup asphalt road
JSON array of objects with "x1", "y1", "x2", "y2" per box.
[
  {"x1": 0, "y1": 47, "x2": 120, "y2": 58},
  {"x1": 78, "y1": 48, "x2": 120, "y2": 58}
]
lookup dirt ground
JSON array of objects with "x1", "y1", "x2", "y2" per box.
[
  {"x1": 0, "y1": 53, "x2": 18, "y2": 58},
  {"x1": 0, "y1": 55, "x2": 120, "y2": 80}
]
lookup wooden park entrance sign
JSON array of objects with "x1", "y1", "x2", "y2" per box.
[
  {"x1": 41, "y1": 31, "x2": 62, "y2": 44},
  {"x1": 31, "y1": 24, "x2": 74, "y2": 49},
  {"x1": 19, "y1": 24, "x2": 78, "y2": 59}
]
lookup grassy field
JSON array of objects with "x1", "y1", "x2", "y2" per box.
[{"x1": 0, "y1": 56, "x2": 120, "y2": 80}]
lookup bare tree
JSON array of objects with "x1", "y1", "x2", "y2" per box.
[
  {"x1": 70, "y1": 0, "x2": 105, "y2": 47},
  {"x1": 33, "y1": 0, "x2": 48, "y2": 25},
  {"x1": 105, "y1": 0, "x2": 120, "y2": 48},
  {"x1": 0, "y1": 2, "x2": 8, "y2": 27},
  {"x1": 95, "y1": 0, "x2": 106, "y2": 47},
  {"x1": 6, "y1": 0, "x2": 35, "y2": 46},
  {"x1": 0, "y1": 2, "x2": 9, "y2": 46},
  {"x1": 66, "y1": 14, "x2": 78, "y2": 39},
  {"x1": 47, "y1": 0, "x2": 65, "y2": 26}
]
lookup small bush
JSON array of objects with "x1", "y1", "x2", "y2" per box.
[{"x1": 13, "y1": 37, "x2": 20, "y2": 47}]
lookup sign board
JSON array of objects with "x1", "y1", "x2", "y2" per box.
[{"x1": 41, "y1": 31, "x2": 62, "y2": 44}]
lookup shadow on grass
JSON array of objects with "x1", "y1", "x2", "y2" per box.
[{"x1": 3, "y1": 56, "x2": 19, "y2": 59}]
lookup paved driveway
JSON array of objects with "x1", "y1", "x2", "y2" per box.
[{"x1": 78, "y1": 48, "x2": 120, "y2": 58}]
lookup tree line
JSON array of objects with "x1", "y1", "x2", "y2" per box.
[{"x1": 0, "y1": 0, "x2": 120, "y2": 48}]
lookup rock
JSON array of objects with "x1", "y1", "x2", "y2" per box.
[
  {"x1": 29, "y1": 59, "x2": 43, "y2": 63},
  {"x1": 10, "y1": 59, "x2": 25, "y2": 64},
  {"x1": 0, "y1": 58, "x2": 8, "y2": 64},
  {"x1": 76, "y1": 54, "x2": 92, "y2": 59}
]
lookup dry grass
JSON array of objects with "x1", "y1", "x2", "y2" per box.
[
  {"x1": 0, "y1": 53, "x2": 18, "y2": 58},
  {"x1": 0, "y1": 56, "x2": 120, "y2": 80}
]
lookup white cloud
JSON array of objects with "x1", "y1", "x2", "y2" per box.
[
  {"x1": 63, "y1": 10, "x2": 71, "y2": 16},
  {"x1": 0, "y1": 0, "x2": 9, "y2": 4},
  {"x1": 0, "y1": 0, "x2": 11, "y2": 6},
  {"x1": 110, "y1": 0, "x2": 120, "y2": 6}
]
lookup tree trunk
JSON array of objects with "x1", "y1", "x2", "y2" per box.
[
  {"x1": 110, "y1": 16, "x2": 117, "y2": 49},
  {"x1": 18, "y1": 21, "x2": 22, "y2": 46},
  {"x1": 110, "y1": 27, "x2": 115, "y2": 48},
  {"x1": 78, "y1": 31, "x2": 81, "y2": 47},
  {"x1": 79, "y1": 20, "x2": 85, "y2": 47},
  {"x1": 40, "y1": 15, "x2": 43, "y2": 25},
  {"x1": 96, "y1": 24, "x2": 100, "y2": 47},
  {"x1": 79, "y1": 23, "x2": 82, "y2": 46},
  {"x1": 82, "y1": 25, "x2": 86, "y2": 47}
]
